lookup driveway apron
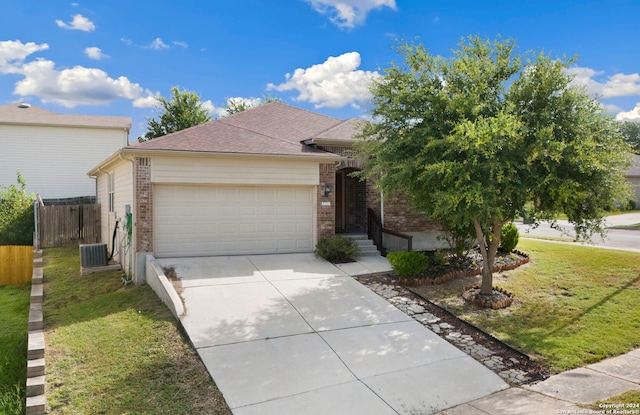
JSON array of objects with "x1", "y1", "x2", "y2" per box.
[{"x1": 158, "y1": 254, "x2": 508, "y2": 415}]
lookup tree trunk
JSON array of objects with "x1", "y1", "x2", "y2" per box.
[{"x1": 473, "y1": 217, "x2": 503, "y2": 296}]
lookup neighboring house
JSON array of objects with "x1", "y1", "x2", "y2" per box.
[
  {"x1": 627, "y1": 153, "x2": 640, "y2": 203},
  {"x1": 0, "y1": 103, "x2": 131, "y2": 199},
  {"x1": 88, "y1": 102, "x2": 435, "y2": 276}
]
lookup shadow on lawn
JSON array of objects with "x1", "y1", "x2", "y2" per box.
[{"x1": 540, "y1": 275, "x2": 640, "y2": 341}]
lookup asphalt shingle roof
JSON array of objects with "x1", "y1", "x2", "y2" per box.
[
  {"x1": 130, "y1": 102, "x2": 357, "y2": 157},
  {"x1": 0, "y1": 103, "x2": 131, "y2": 129}
]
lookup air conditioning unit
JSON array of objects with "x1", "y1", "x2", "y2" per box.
[{"x1": 79, "y1": 243, "x2": 108, "y2": 268}]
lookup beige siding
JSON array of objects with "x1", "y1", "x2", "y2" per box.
[
  {"x1": 96, "y1": 173, "x2": 109, "y2": 251},
  {"x1": 0, "y1": 124, "x2": 127, "y2": 198},
  {"x1": 151, "y1": 155, "x2": 320, "y2": 185},
  {"x1": 95, "y1": 159, "x2": 134, "y2": 273}
]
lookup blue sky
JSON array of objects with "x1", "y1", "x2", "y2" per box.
[{"x1": 1, "y1": 0, "x2": 639, "y2": 140}]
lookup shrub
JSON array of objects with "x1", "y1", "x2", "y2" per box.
[
  {"x1": 0, "y1": 172, "x2": 35, "y2": 245},
  {"x1": 438, "y1": 219, "x2": 475, "y2": 260},
  {"x1": 386, "y1": 251, "x2": 429, "y2": 278},
  {"x1": 500, "y1": 222, "x2": 519, "y2": 253},
  {"x1": 314, "y1": 237, "x2": 360, "y2": 263},
  {"x1": 433, "y1": 249, "x2": 449, "y2": 266}
]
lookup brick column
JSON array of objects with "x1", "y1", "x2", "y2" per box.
[
  {"x1": 317, "y1": 163, "x2": 336, "y2": 240},
  {"x1": 135, "y1": 157, "x2": 153, "y2": 253}
]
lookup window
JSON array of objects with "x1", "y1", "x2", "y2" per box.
[{"x1": 108, "y1": 173, "x2": 115, "y2": 212}]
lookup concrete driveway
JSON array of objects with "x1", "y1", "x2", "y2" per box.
[{"x1": 157, "y1": 254, "x2": 507, "y2": 415}]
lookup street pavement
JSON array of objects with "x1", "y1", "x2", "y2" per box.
[{"x1": 516, "y1": 212, "x2": 640, "y2": 252}]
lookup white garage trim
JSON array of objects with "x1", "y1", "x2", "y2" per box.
[{"x1": 154, "y1": 184, "x2": 316, "y2": 257}]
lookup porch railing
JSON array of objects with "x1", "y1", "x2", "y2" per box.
[{"x1": 367, "y1": 208, "x2": 413, "y2": 255}]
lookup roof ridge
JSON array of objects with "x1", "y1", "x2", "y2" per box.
[{"x1": 217, "y1": 115, "x2": 330, "y2": 152}]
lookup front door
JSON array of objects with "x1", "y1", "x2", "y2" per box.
[{"x1": 335, "y1": 168, "x2": 367, "y2": 234}]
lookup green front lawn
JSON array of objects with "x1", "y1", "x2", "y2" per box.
[
  {"x1": 415, "y1": 239, "x2": 640, "y2": 374},
  {"x1": 44, "y1": 247, "x2": 231, "y2": 415},
  {"x1": 0, "y1": 284, "x2": 30, "y2": 415}
]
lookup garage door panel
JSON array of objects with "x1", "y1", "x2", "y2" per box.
[{"x1": 155, "y1": 185, "x2": 315, "y2": 257}]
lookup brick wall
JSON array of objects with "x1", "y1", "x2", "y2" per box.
[
  {"x1": 316, "y1": 144, "x2": 439, "y2": 235},
  {"x1": 317, "y1": 163, "x2": 335, "y2": 240},
  {"x1": 381, "y1": 192, "x2": 440, "y2": 232},
  {"x1": 135, "y1": 157, "x2": 153, "y2": 253}
]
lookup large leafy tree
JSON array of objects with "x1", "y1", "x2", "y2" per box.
[
  {"x1": 357, "y1": 36, "x2": 631, "y2": 295},
  {"x1": 619, "y1": 120, "x2": 640, "y2": 154},
  {"x1": 140, "y1": 86, "x2": 211, "y2": 141}
]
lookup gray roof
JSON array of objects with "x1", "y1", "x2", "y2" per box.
[
  {"x1": 0, "y1": 103, "x2": 131, "y2": 129},
  {"x1": 130, "y1": 102, "x2": 357, "y2": 157}
]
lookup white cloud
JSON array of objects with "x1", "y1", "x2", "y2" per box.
[
  {"x1": 120, "y1": 37, "x2": 132, "y2": 46},
  {"x1": 0, "y1": 40, "x2": 49, "y2": 74},
  {"x1": 84, "y1": 46, "x2": 107, "y2": 60},
  {"x1": 132, "y1": 90, "x2": 160, "y2": 108},
  {"x1": 200, "y1": 97, "x2": 263, "y2": 118},
  {"x1": 148, "y1": 38, "x2": 169, "y2": 50},
  {"x1": 567, "y1": 66, "x2": 640, "y2": 98},
  {"x1": 267, "y1": 51, "x2": 379, "y2": 108},
  {"x1": 1, "y1": 39, "x2": 146, "y2": 107},
  {"x1": 306, "y1": 0, "x2": 396, "y2": 28},
  {"x1": 616, "y1": 103, "x2": 640, "y2": 122},
  {"x1": 172, "y1": 41, "x2": 188, "y2": 48},
  {"x1": 55, "y1": 14, "x2": 95, "y2": 32}
]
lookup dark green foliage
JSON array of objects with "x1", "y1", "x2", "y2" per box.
[
  {"x1": 386, "y1": 251, "x2": 429, "y2": 278},
  {"x1": 0, "y1": 173, "x2": 35, "y2": 245},
  {"x1": 500, "y1": 222, "x2": 519, "y2": 253},
  {"x1": 357, "y1": 35, "x2": 632, "y2": 295},
  {"x1": 438, "y1": 219, "x2": 476, "y2": 260},
  {"x1": 619, "y1": 121, "x2": 640, "y2": 154},
  {"x1": 314, "y1": 237, "x2": 360, "y2": 263},
  {"x1": 140, "y1": 86, "x2": 211, "y2": 141}
]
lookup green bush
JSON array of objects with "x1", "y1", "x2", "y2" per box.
[
  {"x1": 432, "y1": 249, "x2": 449, "y2": 266},
  {"x1": 314, "y1": 237, "x2": 360, "y2": 263},
  {"x1": 386, "y1": 251, "x2": 429, "y2": 278},
  {"x1": 0, "y1": 173, "x2": 35, "y2": 245},
  {"x1": 500, "y1": 222, "x2": 519, "y2": 253}
]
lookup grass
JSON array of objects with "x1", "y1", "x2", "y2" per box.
[
  {"x1": 44, "y1": 246, "x2": 231, "y2": 415},
  {"x1": 413, "y1": 239, "x2": 640, "y2": 374},
  {"x1": 0, "y1": 283, "x2": 30, "y2": 415},
  {"x1": 592, "y1": 390, "x2": 640, "y2": 409}
]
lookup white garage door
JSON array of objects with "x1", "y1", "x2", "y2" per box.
[{"x1": 154, "y1": 185, "x2": 315, "y2": 257}]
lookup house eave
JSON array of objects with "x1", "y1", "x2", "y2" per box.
[
  {"x1": 88, "y1": 148, "x2": 344, "y2": 177},
  {"x1": 302, "y1": 138, "x2": 356, "y2": 147}
]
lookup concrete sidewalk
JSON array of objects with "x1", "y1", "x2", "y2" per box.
[
  {"x1": 158, "y1": 253, "x2": 508, "y2": 414},
  {"x1": 439, "y1": 348, "x2": 640, "y2": 414}
]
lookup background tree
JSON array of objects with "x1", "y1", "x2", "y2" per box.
[
  {"x1": 0, "y1": 172, "x2": 35, "y2": 245},
  {"x1": 140, "y1": 86, "x2": 211, "y2": 141},
  {"x1": 357, "y1": 36, "x2": 631, "y2": 296},
  {"x1": 223, "y1": 94, "x2": 283, "y2": 116},
  {"x1": 619, "y1": 120, "x2": 640, "y2": 154}
]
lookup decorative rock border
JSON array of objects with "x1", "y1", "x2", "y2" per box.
[
  {"x1": 462, "y1": 285, "x2": 515, "y2": 309},
  {"x1": 398, "y1": 249, "x2": 530, "y2": 287},
  {"x1": 26, "y1": 249, "x2": 46, "y2": 415}
]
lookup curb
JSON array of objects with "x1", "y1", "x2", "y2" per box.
[{"x1": 25, "y1": 249, "x2": 45, "y2": 415}]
